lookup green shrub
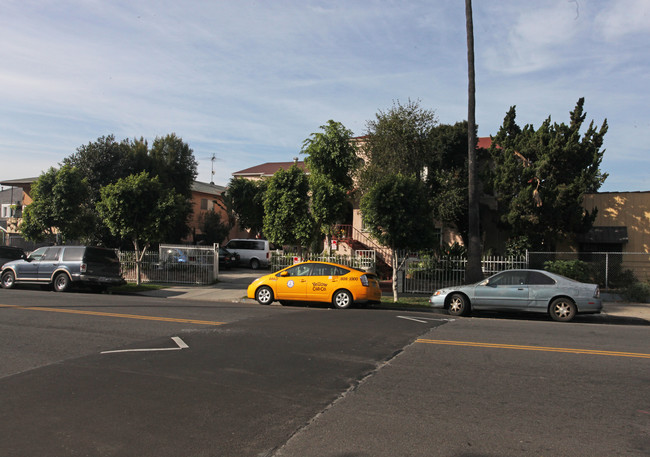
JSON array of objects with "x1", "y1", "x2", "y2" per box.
[
  {"x1": 623, "y1": 282, "x2": 650, "y2": 303},
  {"x1": 543, "y1": 260, "x2": 592, "y2": 283}
]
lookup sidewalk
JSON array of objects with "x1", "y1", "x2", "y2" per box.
[{"x1": 136, "y1": 274, "x2": 650, "y2": 323}]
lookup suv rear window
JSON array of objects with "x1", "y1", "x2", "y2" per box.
[
  {"x1": 85, "y1": 248, "x2": 119, "y2": 264},
  {"x1": 62, "y1": 247, "x2": 85, "y2": 262},
  {"x1": 0, "y1": 247, "x2": 24, "y2": 260}
]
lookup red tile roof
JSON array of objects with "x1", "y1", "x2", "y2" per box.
[
  {"x1": 233, "y1": 137, "x2": 495, "y2": 179},
  {"x1": 232, "y1": 161, "x2": 308, "y2": 178},
  {"x1": 477, "y1": 137, "x2": 495, "y2": 149}
]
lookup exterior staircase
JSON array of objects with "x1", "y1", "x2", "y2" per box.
[{"x1": 333, "y1": 225, "x2": 393, "y2": 280}]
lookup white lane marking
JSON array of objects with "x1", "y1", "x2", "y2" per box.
[
  {"x1": 101, "y1": 337, "x2": 189, "y2": 354},
  {"x1": 397, "y1": 316, "x2": 456, "y2": 323}
]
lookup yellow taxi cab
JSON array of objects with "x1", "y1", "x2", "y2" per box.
[{"x1": 247, "y1": 261, "x2": 382, "y2": 309}]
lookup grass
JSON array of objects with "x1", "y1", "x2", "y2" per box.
[
  {"x1": 375, "y1": 295, "x2": 433, "y2": 309},
  {"x1": 109, "y1": 283, "x2": 169, "y2": 294}
]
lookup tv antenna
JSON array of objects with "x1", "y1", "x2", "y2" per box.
[{"x1": 210, "y1": 154, "x2": 216, "y2": 184}]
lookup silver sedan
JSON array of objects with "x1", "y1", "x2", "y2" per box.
[{"x1": 429, "y1": 269, "x2": 602, "y2": 322}]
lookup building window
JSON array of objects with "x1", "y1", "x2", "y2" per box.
[{"x1": 200, "y1": 198, "x2": 208, "y2": 210}]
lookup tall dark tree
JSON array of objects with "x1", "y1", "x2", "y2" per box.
[
  {"x1": 465, "y1": 0, "x2": 482, "y2": 283},
  {"x1": 147, "y1": 134, "x2": 198, "y2": 242},
  {"x1": 62, "y1": 135, "x2": 134, "y2": 203},
  {"x1": 489, "y1": 98, "x2": 608, "y2": 250},
  {"x1": 149, "y1": 133, "x2": 198, "y2": 198}
]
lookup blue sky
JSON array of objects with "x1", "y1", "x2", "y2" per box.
[{"x1": 1, "y1": 0, "x2": 648, "y2": 191}]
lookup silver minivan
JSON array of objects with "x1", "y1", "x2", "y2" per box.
[{"x1": 222, "y1": 239, "x2": 274, "y2": 269}]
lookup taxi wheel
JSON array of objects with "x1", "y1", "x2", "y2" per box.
[
  {"x1": 332, "y1": 290, "x2": 353, "y2": 309},
  {"x1": 1, "y1": 270, "x2": 16, "y2": 289},
  {"x1": 255, "y1": 286, "x2": 274, "y2": 305}
]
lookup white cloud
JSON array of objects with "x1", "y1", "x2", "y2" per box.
[
  {"x1": 595, "y1": 0, "x2": 650, "y2": 40},
  {"x1": 0, "y1": 1, "x2": 648, "y2": 192}
]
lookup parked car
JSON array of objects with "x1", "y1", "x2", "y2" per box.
[
  {"x1": 163, "y1": 248, "x2": 188, "y2": 263},
  {"x1": 223, "y1": 239, "x2": 275, "y2": 269},
  {"x1": 218, "y1": 247, "x2": 239, "y2": 269},
  {"x1": 1, "y1": 246, "x2": 125, "y2": 292},
  {"x1": 247, "y1": 261, "x2": 382, "y2": 309},
  {"x1": 428, "y1": 269, "x2": 602, "y2": 322},
  {"x1": 0, "y1": 246, "x2": 25, "y2": 267}
]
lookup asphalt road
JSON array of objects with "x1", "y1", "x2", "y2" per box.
[{"x1": 1, "y1": 288, "x2": 649, "y2": 456}]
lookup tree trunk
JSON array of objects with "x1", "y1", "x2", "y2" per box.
[
  {"x1": 465, "y1": 0, "x2": 483, "y2": 283},
  {"x1": 133, "y1": 239, "x2": 149, "y2": 286},
  {"x1": 392, "y1": 250, "x2": 398, "y2": 302}
]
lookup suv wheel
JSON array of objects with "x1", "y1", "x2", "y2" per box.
[
  {"x1": 250, "y1": 258, "x2": 260, "y2": 270},
  {"x1": 1, "y1": 271, "x2": 16, "y2": 289},
  {"x1": 53, "y1": 273, "x2": 71, "y2": 292}
]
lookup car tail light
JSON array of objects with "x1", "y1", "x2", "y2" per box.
[
  {"x1": 360, "y1": 274, "x2": 369, "y2": 287},
  {"x1": 80, "y1": 263, "x2": 87, "y2": 273}
]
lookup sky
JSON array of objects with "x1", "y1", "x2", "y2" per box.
[{"x1": 1, "y1": 0, "x2": 648, "y2": 192}]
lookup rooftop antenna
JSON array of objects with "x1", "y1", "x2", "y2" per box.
[{"x1": 210, "y1": 154, "x2": 216, "y2": 184}]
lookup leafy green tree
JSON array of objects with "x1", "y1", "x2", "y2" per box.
[
  {"x1": 309, "y1": 174, "x2": 349, "y2": 253},
  {"x1": 301, "y1": 120, "x2": 358, "y2": 252},
  {"x1": 226, "y1": 177, "x2": 267, "y2": 237},
  {"x1": 360, "y1": 174, "x2": 436, "y2": 301},
  {"x1": 301, "y1": 120, "x2": 359, "y2": 189},
  {"x1": 96, "y1": 172, "x2": 186, "y2": 284},
  {"x1": 489, "y1": 98, "x2": 608, "y2": 250},
  {"x1": 360, "y1": 99, "x2": 438, "y2": 192},
  {"x1": 63, "y1": 133, "x2": 198, "y2": 243},
  {"x1": 20, "y1": 165, "x2": 94, "y2": 243},
  {"x1": 263, "y1": 165, "x2": 314, "y2": 250}
]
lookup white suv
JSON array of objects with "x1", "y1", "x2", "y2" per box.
[{"x1": 223, "y1": 239, "x2": 274, "y2": 269}]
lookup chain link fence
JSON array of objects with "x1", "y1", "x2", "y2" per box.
[{"x1": 527, "y1": 251, "x2": 650, "y2": 289}]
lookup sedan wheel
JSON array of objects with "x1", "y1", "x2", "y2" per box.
[
  {"x1": 549, "y1": 297, "x2": 576, "y2": 322},
  {"x1": 255, "y1": 286, "x2": 274, "y2": 305},
  {"x1": 332, "y1": 290, "x2": 353, "y2": 309},
  {"x1": 447, "y1": 293, "x2": 470, "y2": 316},
  {"x1": 1, "y1": 271, "x2": 16, "y2": 289}
]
